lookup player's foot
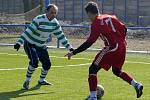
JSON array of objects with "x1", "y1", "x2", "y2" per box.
[
  {"x1": 38, "y1": 80, "x2": 52, "y2": 85},
  {"x1": 23, "y1": 81, "x2": 30, "y2": 90},
  {"x1": 134, "y1": 83, "x2": 143, "y2": 98},
  {"x1": 85, "y1": 96, "x2": 97, "y2": 100}
]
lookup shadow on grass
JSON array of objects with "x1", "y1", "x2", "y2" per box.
[
  {"x1": 0, "y1": 84, "x2": 54, "y2": 100},
  {"x1": 99, "y1": 98, "x2": 103, "y2": 100}
]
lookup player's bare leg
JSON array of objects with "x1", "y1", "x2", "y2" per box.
[{"x1": 112, "y1": 68, "x2": 143, "y2": 98}]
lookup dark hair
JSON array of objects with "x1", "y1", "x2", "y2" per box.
[
  {"x1": 45, "y1": 4, "x2": 58, "y2": 12},
  {"x1": 85, "y1": 1, "x2": 99, "y2": 14},
  {"x1": 45, "y1": 4, "x2": 53, "y2": 12}
]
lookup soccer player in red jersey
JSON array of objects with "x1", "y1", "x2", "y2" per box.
[{"x1": 65, "y1": 1, "x2": 143, "y2": 100}]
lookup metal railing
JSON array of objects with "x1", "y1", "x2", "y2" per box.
[
  {"x1": 46, "y1": 0, "x2": 150, "y2": 26},
  {"x1": 0, "y1": 24, "x2": 150, "y2": 48}
]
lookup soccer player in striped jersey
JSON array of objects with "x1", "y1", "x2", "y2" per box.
[
  {"x1": 14, "y1": 4, "x2": 73, "y2": 89},
  {"x1": 65, "y1": 2, "x2": 143, "y2": 100}
]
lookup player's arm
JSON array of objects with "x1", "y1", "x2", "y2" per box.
[
  {"x1": 14, "y1": 18, "x2": 39, "y2": 51},
  {"x1": 72, "y1": 24, "x2": 100, "y2": 55},
  {"x1": 72, "y1": 41, "x2": 92, "y2": 55},
  {"x1": 64, "y1": 41, "x2": 93, "y2": 60},
  {"x1": 17, "y1": 18, "x2": 39, "y2": 45},
  {"x1": 52, "y1": 24, "x2": 73, "y2": 51}
]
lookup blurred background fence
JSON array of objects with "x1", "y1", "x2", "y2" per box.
[
  {"x1": 0, "y1": 0, "x2": 150, "y2": 26},
  {"x1": 0, "y1": 24, "x2": 150, "y2": 52},
  {"x1": 0, "y1": 0, "x2": 150, "y2": 52},
  {"x1": 49, "y1": 0, "x2": 150, "y2": 26}
]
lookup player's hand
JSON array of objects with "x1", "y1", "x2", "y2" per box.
[
  {"x1": 14, "y1": 43, "x2": 20, "y2": 51},
  {"x1": 65, "y1": 52, "x2": 73, "y2": 60},
  {"x1": 69, "y1": 48, "x2": 74, "y2": 52}
]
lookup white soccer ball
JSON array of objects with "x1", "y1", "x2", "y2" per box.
[{"x1": 97, "y1": 84, "x2": 104, "y2": 99}]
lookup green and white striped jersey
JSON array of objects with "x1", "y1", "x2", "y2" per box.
[{"x1": 16, "y1": 14, "x2": 72, "y2": 50}]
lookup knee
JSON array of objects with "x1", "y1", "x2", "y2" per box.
[
  {"x1": 42, "y1": 61, "x2": 51, "y2": 70},
  {"x1": 30, "y1": 60, "x2": 39, "y2": 68},
  {"x1": 112, "y1": 68, "x2": 121, "y2": 77},
  {"x1": 89, "y1": 63, "x2": 100, "y2": 75}
]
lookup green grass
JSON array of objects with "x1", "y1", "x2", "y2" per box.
[{"x1": 0, "y1": 47, "x2": 150, "y2": 100}]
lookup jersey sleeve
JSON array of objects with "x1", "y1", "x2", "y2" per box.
[
  {"x1": 111, "y1": 16, "x2": 127, "y2": 37},
  {"x1": 51, "y1": 20, "x2": 72, "y2": 50},
  {"x1": 72, "y1": 22, "x2": 100, "y2": 55},
  {"x1": 16, "y1": 18, "x2": 39, "y2": 45},
  {"x1": 86, "y1": 22, "x2": 100, "y2": 44}
]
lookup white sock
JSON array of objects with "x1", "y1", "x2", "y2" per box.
[
  {"x1": 90, "y1": 91, "x2": 97, "y2": 98},
  {"x1": 131, "y1": 80, "x2": 137, "y2": 87},
  {"x1": 25, "y1": 77, "x2": 31, "y2": 82},
  {"x1": 39, "y1": 78, "x2": 45, "y2": 82},
  {"x1": 25, "y1": 65, "x2": 35, "y2": 82},
  {"x1": 39, "y1": 68, "x2": 48, "y2": 82}
]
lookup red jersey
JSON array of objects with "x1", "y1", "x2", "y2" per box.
[{"x1": 86, "y1": 14, "x2": 127, "y2": 48}]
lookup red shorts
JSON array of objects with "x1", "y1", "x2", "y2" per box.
[{"x1": 93, "y1": 43, "x2": 126, "y2": 71}]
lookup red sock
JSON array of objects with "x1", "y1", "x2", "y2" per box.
[
  {"x1": 119, "y1": 71, "x2": 133, "y2": 85},
  {"x1": 88, "y1": 74, "x2": 97, "y2": 91}
]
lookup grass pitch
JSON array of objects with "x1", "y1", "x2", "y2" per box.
[{"x1": 0, "y1": 47, "x2": 150, "y2": 100}]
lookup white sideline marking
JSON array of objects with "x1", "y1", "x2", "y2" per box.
[
  {"x1": 1, "y1": 53, "x2": 150, "y2": 64},
  {"x1": 1, "y1": 52, "x2": 150, "y2": 64},
  {"x1": 125, "y1": 61, "x2": 150, "y2": 65},
  {"x1": 1, "y1": 43, "x2": 150, "y2": 54},
  {"x1": 0, "y1": 63, "x2": 91, "y2": 71},
  {"x1": 0, "y1": 52, "x2": 150, "y2": 71},
  {"x1": 0, "y1": 53, "x2": 91, "y2": 60}
]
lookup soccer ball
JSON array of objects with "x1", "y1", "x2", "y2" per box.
[{"x1": 97, "y1": 84, "x2": 104, "y2": 99}]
